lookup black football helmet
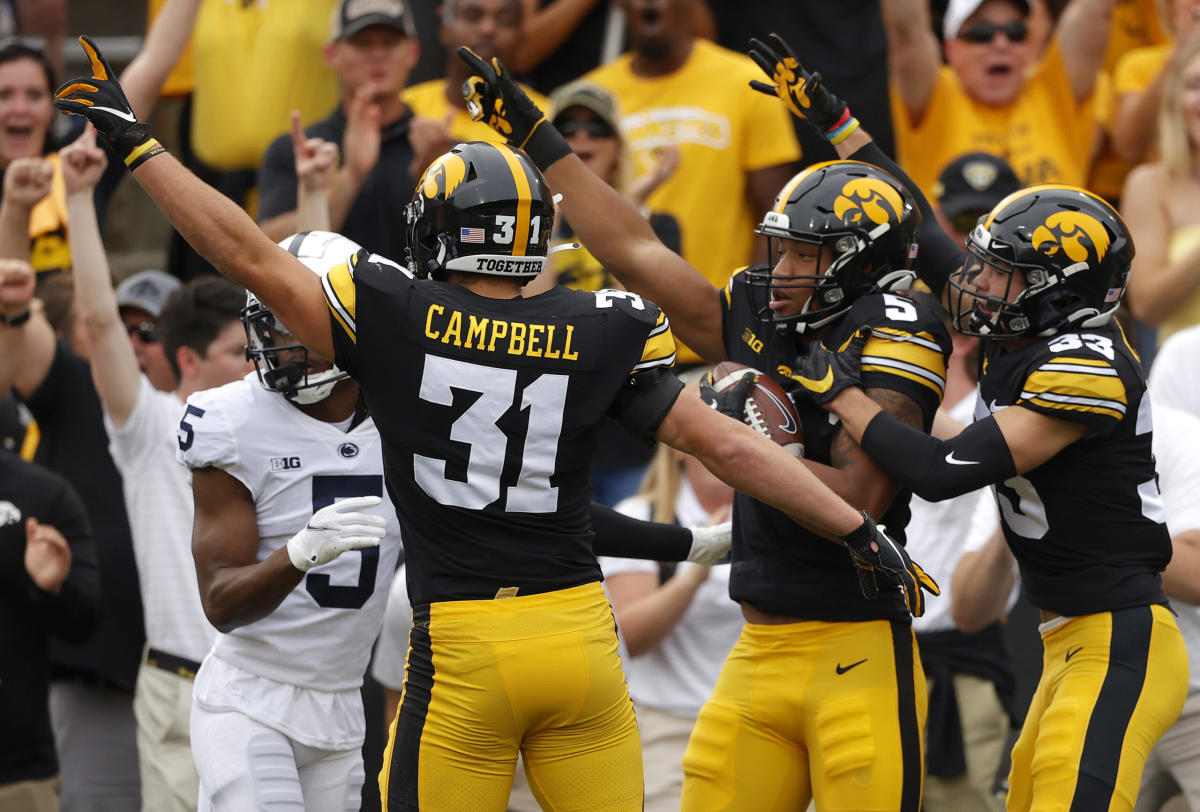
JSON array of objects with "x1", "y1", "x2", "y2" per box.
[
  {"x1": 406, "y1": 141, "x2": 555, "y2": 282},
  {"x1": 243, "y1": 231, "x2": 359, "y2": 405},
  {"x1": 746, "y1": 160, "x2": 920, "y2": 334},
  {"x1": 948, "y1": 185, "x2": 1134, "y2": 338}
]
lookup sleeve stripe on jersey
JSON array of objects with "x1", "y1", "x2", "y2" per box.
[
  {"x1": 1019, "y1": 390, "x2": 1126, "y2": 419},
  {"x1": 633, "y1": 311, "x2": 677, "y2": 372},
  {"x1": 861, "y1": 356, "x2": 947, "y2": 396},
  {"x1": 1022, "y1": 366, "x2": 1127, "y2": 413},
  {"x1": 871, "y1": 327, "x2": 945, "y2": 353},
  {"x1": 1038, "y1": 362, "x2": 1119, "y2": 376},
  {"x1": 322, "y1": 262, "x2": 357, "y2": 342}
]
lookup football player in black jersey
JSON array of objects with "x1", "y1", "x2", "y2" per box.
[
  {"x1": 52, "y1": 37, "x2": 929, "y2": 812},
  {"x1": 748, "y1": 33, "x2": 1189, "y2": 812},
  {"x1": 454, "y1": 43, "x2": 950, "y2": 811}
]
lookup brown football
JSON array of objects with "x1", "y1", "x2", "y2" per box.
[{"x1": 710, "y1": 361, "x2": 804, "y2": 457}]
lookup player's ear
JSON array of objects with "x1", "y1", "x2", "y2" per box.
[{"x1": 176, "y1": 344, "x2": 202, "y2": 381}]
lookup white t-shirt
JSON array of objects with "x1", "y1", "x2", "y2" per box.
[
  {"x1": 1150, "y1": 406, "x2": 1200, "y2": 696},
  {"x1": 908, "y1": 391, "x2": 1014, "y2": 634},
  {"x1": 373, "y1": 564, "x2": 411, "y2": 691},
  {"x1": 1148, "y1": 325, "x2": 1200, "y2": 413},
  {"x1": 105, "y1": 376, "x2": 215, "y2": 663},
  {"x1": 179, "y1": 374, "x2": 403, "y2": 749},
  {"x1": 599, "y1": 480, "x2": 743, "y2": 718}
]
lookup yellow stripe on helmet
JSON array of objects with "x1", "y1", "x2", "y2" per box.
[{"x1": 492, "y1": 143, "x2": 532, "y2": 256}]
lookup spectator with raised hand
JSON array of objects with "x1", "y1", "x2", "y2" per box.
[
  {"x1": 1121, "y1": 36, "x2": 1200, "y2": 345},
  {"x1": 59, "y1": 125, "x2": 252, "y2": 812},
  {"x1": 0, "y1": 449, "x2": 100, "y2": 812},
  {"x1": 258, "y1": 0, "x2": 428, "y2": 260},
  {"x1": 882, "y1": 0, "x2": 1114, "y2": 200}
]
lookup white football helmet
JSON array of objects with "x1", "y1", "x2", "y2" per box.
[{"x1": 243, "y1": 231, "x2": 362, "y2": 405}]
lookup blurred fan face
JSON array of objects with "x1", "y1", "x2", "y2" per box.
[
  {"x1": 442, "y1": 0, "x2": 523, "y2": 66},
  {"x1": 327, "y1": 25, "x2": 416, "y2": 98},
  {"x1": 120, "y1": 306, "x2": 176, "y2": 392},
  {"x1": 1183, "y1": 51, "x2": 1200, "y2": 148},
  {"x1": 0, "y1": 56, "x2": 52, "y2": 167},
  {"x1": 619, "y1": 0, "x2": 689, "y2": 58},
  {"x1": 944, "y1": 0, "x2": 1031, "y2": 106},
  {"x1": 555, "y1": 106, "x2": 620, "y2": 183}
]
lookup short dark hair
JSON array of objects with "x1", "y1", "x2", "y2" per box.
[{"x1": 160, "y1": 276, "x2": 246, "y2": 380}]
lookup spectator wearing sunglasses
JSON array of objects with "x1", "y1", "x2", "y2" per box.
[
  {"x1": 115, "y1": 269, "x2": 181, "y2": 394},
  {"x1": 931, "y1": 151, "x2": 1022, "y2": 246},
  {"x1": 881, "y1": 0, "x2": 1113, "y2": 202}
]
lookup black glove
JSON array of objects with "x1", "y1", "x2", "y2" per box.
[
  {"x1": 457, "y1": 47, "x2": 572, "y2": 171},
  {"x1": 842, "y1": 510, "x2": 940, "y2": 618},
  {"x1": 699, "y1": 370, "x2": 758, "y2": 422},
  {"x1": 789, "y1": 328, "x2": 870, "y2": 406},
  {"x1": 53, "y1": 36, "x2": 163, "y2": 170},
  {"x1": 747, "y1": 33, "x2": 858, "y2": 144}
]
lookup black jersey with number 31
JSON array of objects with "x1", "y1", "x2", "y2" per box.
[
  {"x1": 720, "y1": 268, "x2": 953, "y2": 622},
  {"x1": 322, "y1": 251, "x2": 678, "y2": 607},
  {"x1": 978, "y1": 321, "x2": 1170, "y2": 616}
]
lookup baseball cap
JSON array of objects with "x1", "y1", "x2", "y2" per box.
[
  {"x1": 331, "y1": 0, "x2": 413, "y2": 41},
  {"x1": 549, "y1": 81, "x2": 621, "y2": 134},
  {"x1": 115, "y1": 269, "x2": 181, "y2": 319},
  {"x1": 943, "y1": 0, "x2": 1030, "y2": 39},
  {"x1": 932, "y1": 152, "x2": 1021, "y2": 217}
]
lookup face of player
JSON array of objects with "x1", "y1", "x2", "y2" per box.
[
  {"x1": 121, "y1": 306, "x2": 177, "y2": 393},
  {"x1": 767, "y1": 239, "x2": 823, "y2": 319},
  {"x1": 619, "y1": 0, "x2": 689, "y2": 58},
  {"x1": 1182, "y1": 51, "x2": 1200, "y2": 148},
  {"x1": 266, "y1": 325, "x2": 337, "y2": 375},
  {"x1": 0, "y1": 56, "x2": 52, "y2": 168},
  {"x1": 328, "y1": 25, "x2": 416, "y2": 100},
  {"x1": 960, "y1": 252, "x2": 1029, "y2": 320},
  {"x1": 943, "y1": 0, "x2": 1031, "y2": 107},
  {"x1": 442, "y1": 0, "x2": 522, "y2": 67},
  {"x1": 555, "y1": 106, "x2": 620, "y2": 184},
  {"x1": 192, "y1": 320, "x2": 254, "y2": 391}
]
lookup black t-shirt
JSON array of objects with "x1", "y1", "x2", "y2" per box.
[
  {"x1": 258, "y1": 108, "x2": 416, "y2": 263},
  {"x1": 0, "y1": 450, "x2": 100, "y2": 782},
  {"x1": 721, "y1": 277, "x2": 952, "y2": 621},
  {"x1": 324, "y1": 252, "x2": 680, "y2": 605},
  {"x1": 23, "y1": 341, "x2": 145, "y2": 684}
]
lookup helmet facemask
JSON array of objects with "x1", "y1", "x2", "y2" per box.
[
  {"x1": 243, "y1": 298, "x2": 348, "y2": 405},
  {"x1": 746, "y1": 232, "x2": 872, "y2": 334}
]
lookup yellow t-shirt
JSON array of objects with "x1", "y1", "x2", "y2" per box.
[
  {"x1": 401, "y1": 80, "x2": 550, "y2": 145},
  {"x1": 190, "y1": 0, "x2": 339, "y2": 171},
  {"x1": 891, "y1": 41, "x2": 1096, "y2": 202},
  {"x1": 1114, "y1": 43, "x2": 1170, "y2": 96},
  {"x1": 584, "y1": 40, "x2": 801, "y2": 295},
  {"x1": 30, "y1": 153, "x2": 69, "y2": 275},
  {"x1": 1104, "y1": 0, "x2": 1168, "y2": 73},
  {"x1": 1160, "y1": 224, "x2": 1200, "y2": 345},
  {"x1": 147, "y1": 0, "x2": 194, "y2": 97}
]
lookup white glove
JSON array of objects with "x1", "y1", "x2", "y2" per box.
[
  {"x1": 687, "y1": 521, "x2": 732, "y2": 565},
  {"x1": 287, "y1": 496, "x2": 386, "y2": 572}
]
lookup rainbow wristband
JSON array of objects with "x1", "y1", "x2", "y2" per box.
[
  {"x1": 124, "y1": 137, "x2": 165, "y2": 171},
  {"x1": 825, "y1": 109, "x2": 860, "y2": 145}
]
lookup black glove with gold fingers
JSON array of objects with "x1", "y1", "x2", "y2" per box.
[
  {"x1": 747, "y1": 33, "x2": 860, "y2": 145},
  {"x1": 842, "y1": 511, "x2": 940, "y2": 618},
  {"x1": 53, "y1": 36, "x2": 164, "y2": 171},
  {"x1": 699, "y1": 369, "x2": 758, "y2": 421},
  {"x1": 789, "y1": 328, "x2": 870, "y2": 407},
  {"x1": 457, "y1": 47, "x2": 572, "y2": 171}
]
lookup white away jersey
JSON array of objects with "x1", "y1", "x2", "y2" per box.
[{"x1": 178, "y1": 374, "x2": 402, "y2": 691}]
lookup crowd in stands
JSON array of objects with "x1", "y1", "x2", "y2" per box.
[{"x1": 3, "y1": 0, "x2": 1200, "y2": 810}]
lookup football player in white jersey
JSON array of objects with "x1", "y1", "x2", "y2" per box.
[{"x1": 178, "y1": 232, "x2": 399, "y2": 812}]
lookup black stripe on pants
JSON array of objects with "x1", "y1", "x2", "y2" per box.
[
  {"x1": 386, "y1": 604, "x2": 434, "y2": 812},
  {"x1": 891, "y1": 619, "x2": 923, "y2": 812}
]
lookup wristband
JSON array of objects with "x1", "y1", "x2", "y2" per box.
[
  {"x1": 520, "y1": 119, "x2": 573, "y2": 172},
  {"x1": 123, "y1": 137, "x2": 165, "y2": 171},
  {"x1": 0, "y1": 309, "x2": 31, "y2": 326},
  {"x1": 825, "y1": 110, "x2": 860, "y2": 145}
]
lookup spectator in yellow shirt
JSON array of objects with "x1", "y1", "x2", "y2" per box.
[{"x1": 883, "y1": 0, "x2": 1114, "y2": 200}]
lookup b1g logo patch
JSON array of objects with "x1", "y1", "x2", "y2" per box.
[
  {"x1": 1032, "y1": 212, "x2": 1110, "y2": 265},
  {"x1": 270, "y1": 456, "x2": 303, "y2": 471},
  {"x1": 834, "y1": 178, "x2": 904, "y2": 227}
]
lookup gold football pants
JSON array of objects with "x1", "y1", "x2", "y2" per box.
[
  {"x1": 379, "y1": 581, "x2": 642, "y2": 811},
  {"x1": 681, "y1": 617, "x2": 927, "y2": 811},
  {"x1": 1006, "y1": 604, "x2": 1187, "y2": 812}
]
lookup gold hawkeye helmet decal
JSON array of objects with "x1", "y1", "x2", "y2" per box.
[
  {"x1": 833, "y1": 178, "x2": 904, "y2": 227},
  {"x1": 422, "y1": 153, "x2": 467, "y2": 200},
  {"x1": 1031, "y1": 211, "x2": 1110, "y2": 264}
]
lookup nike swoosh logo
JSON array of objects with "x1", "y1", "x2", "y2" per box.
[
  {"x1": 91, "y1": 105, "x2": 136, "y2": 122},
  {"x1": 945, "y1": 451, "x2": 979, "y2": 466},
  {"x1": 759, "y1": 388, "x2": 797, "y2": 434},
  {"x1": 836, "y1": 658, "x2": 867, "y2": 675},
  {"x1": 1065, "y1": 646, "x2": 1083, "y2": 662},
  {"x1": 989, "y1": 399, "x2": 1002, "y2": 412},
  {"x1": 793, "y1": 366, "x2": 833, "y2": 393}
]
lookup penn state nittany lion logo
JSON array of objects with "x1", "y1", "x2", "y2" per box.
[
  {"x1": 1031, "y1": 212, "x2": 1110, "y2": 264},
  {"x1": 422, "y1": 153, "x2": 467, "y2": 200},
  {"x1": 833, "y1": 178, "x2": 904, "y2": 227}
]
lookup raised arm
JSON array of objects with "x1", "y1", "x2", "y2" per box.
[
  {"x1": 512, "y1": 0, "x2": 601, "y2": 74},
  {"x1": 456, "y1": 48, "x2": 727, "y2": 360},
  {"x1": 121, "y1": 0, "x2": 203, "y2": 120},
  {"x1": 880, "y1": 0, "x2": 942, "y2": 123},
  {"x1": 0, "y1": 260, "x2": 55, "y2": 401},
  {"x1": 0, "y1": 158, "x2": 53, "y2": 262},
  {"x1": 1055, "y1": 0, "x2": 1116, "y2": 103},
  {"x1": 54, "y1": 37, "x2": 335, "y2": 361},
  {"x1": 60, "y1": 129, "x2": 145, "y2": 426}
]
